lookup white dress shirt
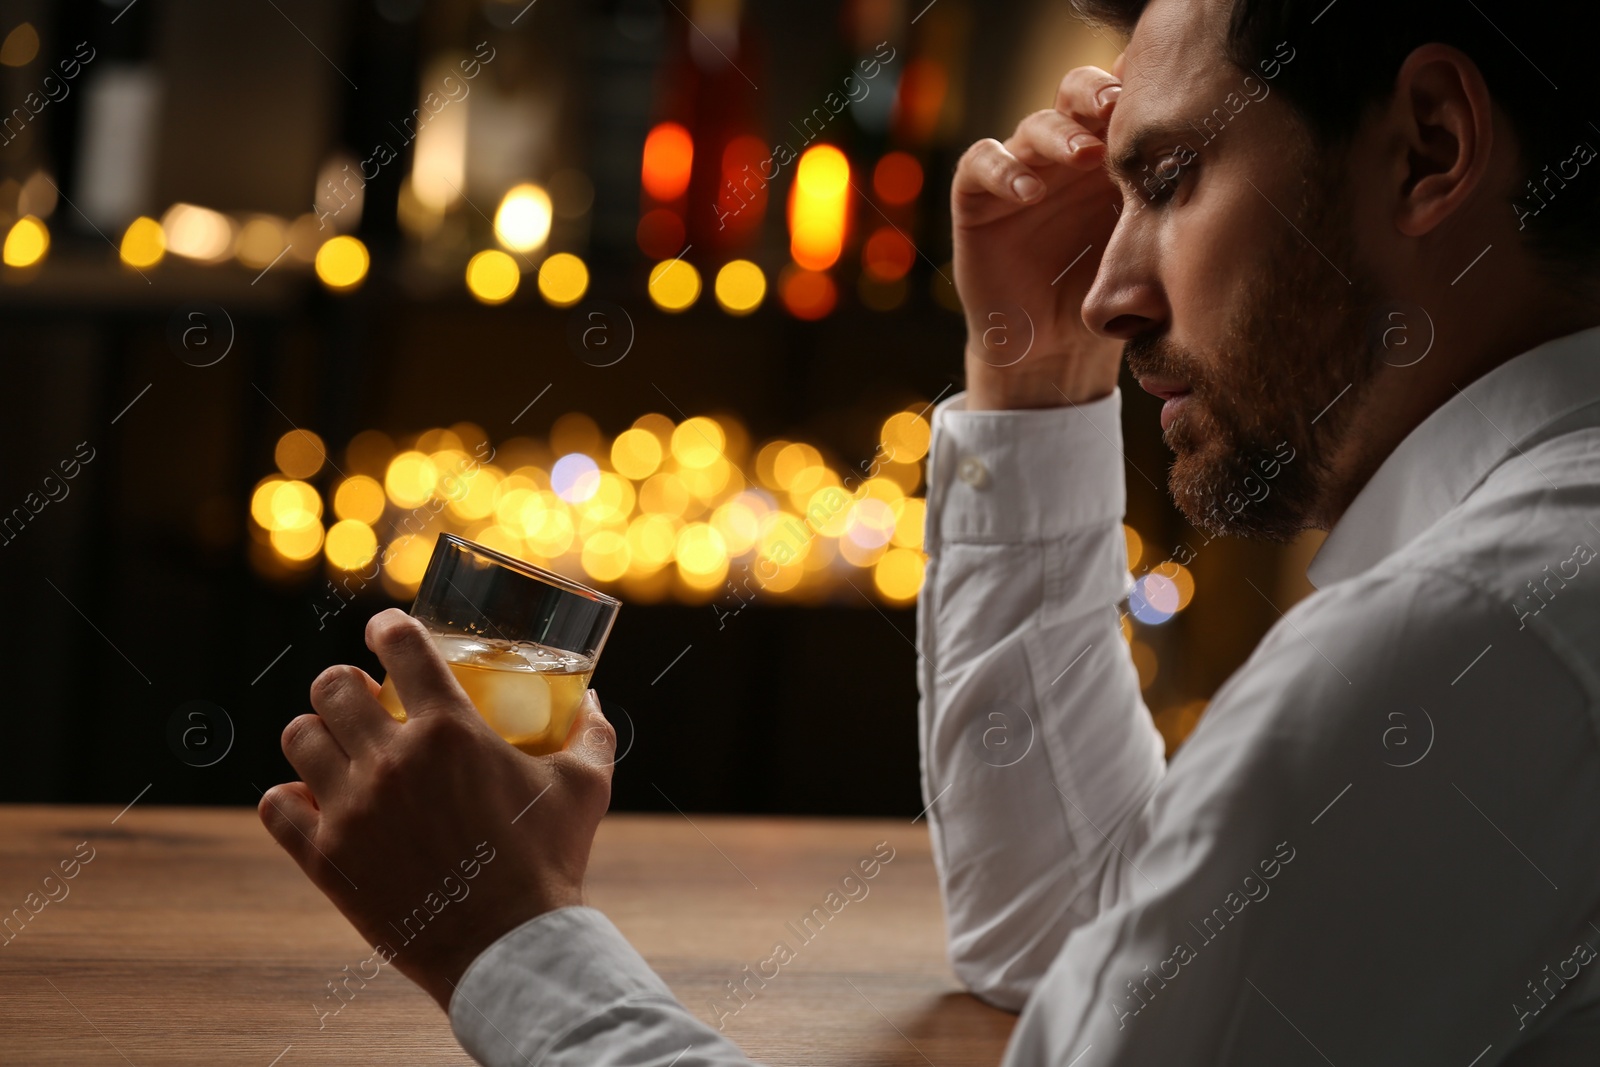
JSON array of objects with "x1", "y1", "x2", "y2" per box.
[{"x1": 449, "y1": 325, "x2": 1600, "y2": 1066}]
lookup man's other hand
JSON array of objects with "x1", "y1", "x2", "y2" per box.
[
  {"x1": 258, "y1": 607, "x2": 617, "y2": 1012},
  {"x1": 952, "y1": 58, "x2": 1128, "y2": 410}
]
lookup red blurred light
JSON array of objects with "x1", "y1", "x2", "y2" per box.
[
  {"x1": 780, "y1": 266, "x2": 837, "y2": 320},
  {"x1": 862, "y1": 226, "x2": 915, "y2": 282},
  {"x1": 642, "y1": 122, "x2": 694, "y2": 201},
  {"x1": 873, "y1": 152, "x2": 924, "y2": 206},
  {"x1": 637, "y1": 208, "x2": 687, "y2": 259}
]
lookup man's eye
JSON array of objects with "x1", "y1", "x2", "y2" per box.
[{"x1": 1141, "y1": 156, "x2": 1192, "y2": 205}]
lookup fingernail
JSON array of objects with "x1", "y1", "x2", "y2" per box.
[
  {"x1": 1068, "y1": 133, "x2": 1098, "y2": 153},
  {"x1": 1011, "y1": 174, "x2": 1044, "y2": 201},
  {"x1": 1098, "y1": 84, "x2": 1122, "y2": 108}
]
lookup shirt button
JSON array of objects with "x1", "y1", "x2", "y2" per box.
[{"x1": 957, "y1": 456, "x2": 988, "y2": 488}]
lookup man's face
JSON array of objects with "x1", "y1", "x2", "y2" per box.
[{"x1": 1088, "y1": 0, "x2": 1387, "y2": 541}]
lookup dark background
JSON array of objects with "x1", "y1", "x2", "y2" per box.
[{"x1": 0, "y1": 0, "x2": 1322, "y2": 814}]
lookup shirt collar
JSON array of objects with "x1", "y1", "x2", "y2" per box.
[{"x1": 1306, "y1": 323, "x2": 1600, "y2": 589}]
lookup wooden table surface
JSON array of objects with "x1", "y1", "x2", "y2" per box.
[{"x1": 0, "y1": 806, "x2": 1015, "y2": 1065}]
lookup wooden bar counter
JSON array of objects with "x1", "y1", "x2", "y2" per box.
[{"x1": 0, "y1": 807, "x2": 1016, "y2": 1065}]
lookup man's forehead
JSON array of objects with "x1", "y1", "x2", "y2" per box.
[{"x1": 1109, "y1": 0, "x2": 1234, "y2": 142}]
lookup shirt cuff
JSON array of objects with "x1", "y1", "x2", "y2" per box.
[
  {"x1": 925, "y1": 388, "x2": 1127, "y2": 547},
  {"x1": 448, "y1": 905, "x2": 682, "y2": 1067}
]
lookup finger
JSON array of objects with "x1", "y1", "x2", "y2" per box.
[
  {"x1": 563, "y1": 690, "x2": 618, "y2": 769},
  {"x1": 551, "y1": 692, "x2": 615, "y2": 811},
  {"x1": 1007, "y1": 108, "x2": 1109, "y2": 169},
  {"x1": 281, "y1": 712, "x2": 348, "y2": 797},
  {"x1": 953, "y1": 137, "x2": 1046, "y2": 204},
  {"x1": 1111, "y1": 52, "x2": 1127, "y2": 80},
  {"x1": 365, "y1": 608, "x2": 470, "y2": 720},
  {"x1": 1053, "y1": 66, "x2": 1121, "y2": 127},
  {"x1": 258, "y1": 780, "x2": 320, "y2": 861},
  {"x1": 309, "y1": 663, "x2": 393, "y2": 754}
]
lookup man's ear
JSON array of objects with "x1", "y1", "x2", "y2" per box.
[{"x1": 1390, "y1": 43, "x2": 1495, "y2": 238}]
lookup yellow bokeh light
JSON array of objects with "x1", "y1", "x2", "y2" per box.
[
  {"x1": 271, "y1": 521, "x2": 325, "y2": 562},
  {"x1": 526, "y1": 503, "x2": 575, "y2": 557},
  {"x1": 856, "y1": 476, "x2": 906, "y2": 507},
  {"x1": 805, "y1": 485, "x2": 852, "y2": 537},
  {"x1": 839, "y1": 535, "x2": 887, "y2": 569},
  {"x1": 1124, "y1": 525, "x2": 1144, "y2": 570},
  {"x1": 325, "y1": 519, "x2": 378, "y2": 570},
  {"x1": 755, "y1": 440, "x2": 790, "y2": 489},
  {"x1": 675, "y1": 522, "x2": 727, "y2": 576},
  {"x1": 788, "y1": 464, "x2": 839, "y2": 511},
  {"x1": 446, "y1": 466, "x2": 501, "y2": 522},
  {"x1": 772, "y1": 442, "x2": 823, "y2": 490},
  {"x1": 892, "y1": 497, "x2": 926, "y2": 549},
  {"x1": 581, "y1": 530, "x2": 631, "y2": 583},
  {"x1": 383, "y1": 533, "x2": 434, "y2": 586},
  {"x1": 874, "y1": 548, "x2": 925, "y2": 602},
  {"x1": 235, "y1": 216, "x2": 287, "y2": 270},
  {"x1": 627, "y1": 513, "x2": 679, "y2": 568},
  {"x1": 671, "y1": 417, "x2": 725, "y2": 469},
  {"x1": 334, "y1": 475, "x2": 387, "y2": 523},
  {"x1": 162, "y1": 203, "x2": 234, "y2": 262},
  {"x1": 3, "y1": 215, "x2": 48, "y2": 268},
  {"x1": 639, "y1": 472, "x2": 690, "y2": 518},
  {"x1": 476, "y1": 524, "x2": 527, "y2": 561},
  {"x1": 714, "y1": 259, "x2": 766, "y2": 315},
  {"x1": 679, "y1": 456, "x2": 732, "y2": 500},
  {"x1": 119, "y1": 217, "x2": 165, "y2": 269},
  {"x1": 1120, "y1": 614, "x2": 1134, "y2": 643},
  {"x1": 315, "y1": 235, "x2": 369, "y2": 291},
  {"x1": 790, "y1": 145, "x2": 850, "y2": 271},
  {"x1": 537, "y1": 252, "x2": 589, "y2": 307},
  {"x1": 494, "y1": 183, "x2": 553, "y2": 253},
  {"x1": 250, "y1": 478, "x2": 285, "y2": 529},
  {"x1": 711, "y1": 498, "x2": 761, "y2": 556},
  {"x1": 385, "y1": 451, "x2": 439, "y2": 507},
  {"x1": 275, "y1": 429, "x2": 327, "y2": 479},
  {"x1": 1131, "y1": 640, "x2": 1158, "y2": 689},
  {"x1": 611, "y1": 428, "x2": 663, "y2": 480},
  {"x1": 647, "y1": 258, "x2": 701, "y2": 312},
  {"x1": 880, "y1": 411, "x2": 932, "y2": 463},
  {"x1": 466, "y1": 249, "x2": 520, "y2": 305},
  {"x1": 632, "y1": 412, "x2": 676, "y2": 447},
  {"x1": 578, "y1": 472, "x2": 636, "y2": 525},
  {"x1": 496, "y1": 487, "x2": 539, "y2": 537},
  {"x1": 270, "y1": 480, "x2": 322, "y2": 531},
  {"x1": 1, "y1": 22, "x2": 40, "y2": 67}
]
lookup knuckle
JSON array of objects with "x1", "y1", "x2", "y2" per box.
[
  {"x1": 281, "y1": 713, "x2": 318, "y2": 752},
  {"x1": 309, "y1": 664, "x2": 360, "y2": 705},
  {"x1": 369, "y1": 609, "x2": 426, "y2": 655}
]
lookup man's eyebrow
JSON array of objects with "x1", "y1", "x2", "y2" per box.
[{"x1": 1105, "y1": 119, "x2": 1201, "y2": 185}]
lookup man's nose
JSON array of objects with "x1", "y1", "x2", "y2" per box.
[{"x1": 1081, "y1": 225, "x2": 1165, "y2": 341}]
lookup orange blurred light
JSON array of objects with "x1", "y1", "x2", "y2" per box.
[
  {"x1": 873, "y1": 151, "x2": 924, "y2": 205},
  {"x1": 641, "y1": 122, "x2": 694, "y2": 201},
  {"x1": 718, "y1": 135, "x2": 770, "y2": 231},
  {"x1": 896, "y1": 60, "x2": 949, "y2": 144},
  {"x1": 862, "y1": 226, "x2": 915, "y2": 282},
  {"x1": 636, "y1": 208, "x2": 686, "y2": 259},
  {"x1": 788, "y1": 145, "x2": 849, "y2": 272},
  {"x1": 779, "y1": 265, "x2": 837, "y2": 320}
]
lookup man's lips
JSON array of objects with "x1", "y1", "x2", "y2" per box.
[{"x1": 1137, "y1": 378, "x2": 1192, "y2": 401}]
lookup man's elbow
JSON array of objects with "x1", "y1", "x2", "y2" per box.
[{"x1": 949, "y1": 948, "x2": 1037, "y2": 1013}]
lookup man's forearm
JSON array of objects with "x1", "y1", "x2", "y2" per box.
[{"x1": 916, "y1": 388, "x2": 1165, "y2": 1010}]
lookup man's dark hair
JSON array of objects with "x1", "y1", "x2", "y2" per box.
[{"x1": 1073, "y1": 0, "x2": 1599, "y2": 279}]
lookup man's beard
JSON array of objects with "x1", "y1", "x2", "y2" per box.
[{"x1": 1123, "y1": 153, "x2": 1385, "y2": 543}]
